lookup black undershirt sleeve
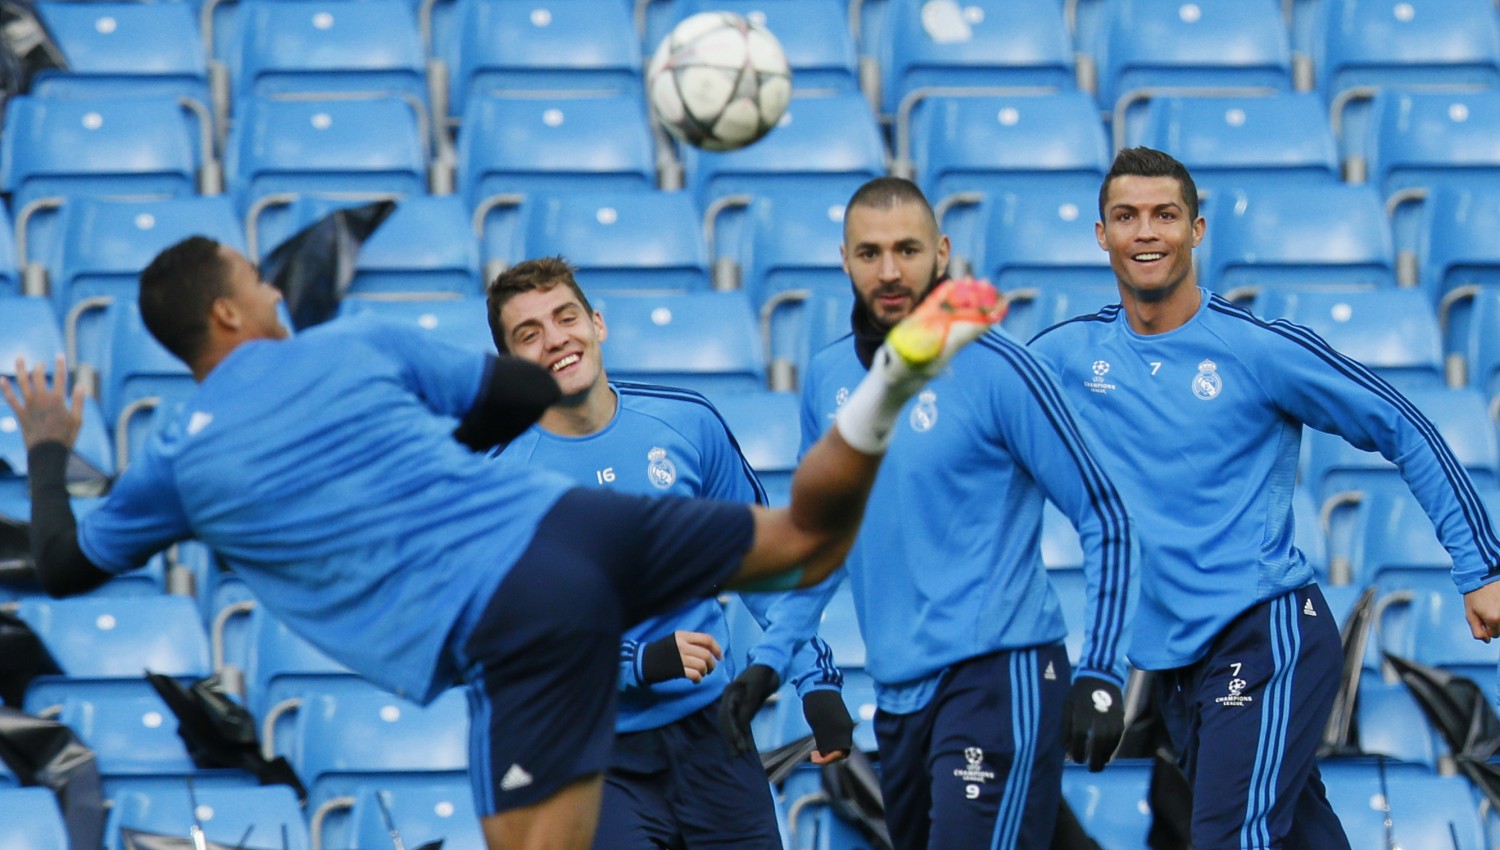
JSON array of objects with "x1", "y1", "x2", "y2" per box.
[
  {"x1": 452, "y1": 354, "x2": 561, "y2": 452},
  {"x1": 27, "y1": 441, "x2": 112, "y2": 597}
]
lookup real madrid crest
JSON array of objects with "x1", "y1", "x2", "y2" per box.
[
  {"x1": 1192, "y1": 359, "x2": 1222, "y2": 400},
  {"x1": 910, "y1": 390, "x2": 938, "y2": 432},
  {"x1": 646, "y1": 447, "x2": 676, "y2": 489}
]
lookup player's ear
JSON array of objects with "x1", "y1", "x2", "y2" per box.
[
  {"x1": 209, "y1": 295, "x2": 242, "y2": 333},
  {"x1": 593, "y1": 310, "x2": 607, "y2": 344},
  {"x1": 839, "y1": 243, "x2": 851, "y2": 276},
  {"x1": 936, "y1": 234, "x2": 951, "y2": 276},
  {"x1": 1191, "y1": 216, "x2": 1206, "y2": 248},
  {"x1": 1095, "y1": 220, "x2": 1108, "y2": 252}
]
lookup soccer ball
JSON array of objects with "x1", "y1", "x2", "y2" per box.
[{"x1": 646, "y1": 12, "x2": 793, "y2": 152}]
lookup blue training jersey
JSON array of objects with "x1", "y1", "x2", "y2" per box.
[
  {"x1": 491, "y1": 382, "x2": 842, "y2": 733},
  {"x1": 77, "y1": 316, "x2": 577, "y2": 704},
  {"x1": 1029, "y1": 290, "x2": 1500, "y2": 670},
  {"x1": 800, "y1": 330, "x2": 1135, "y2": 713}
]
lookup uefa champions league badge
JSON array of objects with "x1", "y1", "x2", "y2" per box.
[
  {"x1": 910, "y1": 390, "x2": 938, "y2": 432},
  {"x1": 647, "y1": 447, "x2": 677, "y2": 490},
  {"x1": 1192, "y1": 359, "x2": 1222, "y2": 400}
]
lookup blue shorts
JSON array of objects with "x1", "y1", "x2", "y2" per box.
[
  {"x1": 1155, "y1": 584, "x2": 1350, "y2": 850},
  {"x1": 875, "y1": 644, "x2": 1070, "y2": 850},
  {"x1": 593, "y1": 700, "x2": 781, "y2": 850},
  {"x1": 456, "y1": 488, "x2": 755, "y2": 816}
]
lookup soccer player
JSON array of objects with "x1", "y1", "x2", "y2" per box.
[
  {"x1": 1, "y1": 236, "x2": 1003, "y2": 850},
  {"x1": 485, "y1": 257, "x2": 853, "y2": 849},
  {"x1": 799, "y1": 177, "x2": 1136, "y2": 850},
  {"x1": 1028, "y1": 147, "x2": 1500, "y2": 850}
]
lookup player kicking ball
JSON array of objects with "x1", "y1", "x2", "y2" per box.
[{"x1": 1, "y1": 233, "x2": 1002, "y2": 850}]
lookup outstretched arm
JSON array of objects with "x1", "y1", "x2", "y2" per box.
[{"x1": 1, "y1": 357, "x2": 112, "y2": 596}]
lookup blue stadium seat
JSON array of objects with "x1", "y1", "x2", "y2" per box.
[
  {"x1": 1000, "y1": 283, "x2": 1120, "y2": 344},
  {"x1": 0, "y1": 205, "x2": 19, "y2": 296},
  {"x1": 710, "y1": 389, "x2": 799, "y2": 507},
  {"x1": 1312, "y1": 0, "x2": 1500, "y2": 108},
  {"x1": 1402, "y1": 588, "x2": 1497, "y2": 686},
  {"x1": 681, "y1": 91, "x2": 884, "y2": 218},
  {"x1": 91, "y1": 298, "x2": 195, "y2": 457},
  {"x1": 1381, "y1": 761, "x2": 1487, "y2": 850},
  {"x1": 1130, "y1": 94, "x2": 1340, "y2": 195},
  {"x1": 877, "y1": 0, "x2": 1074, "y2": 118},
  {"x1": 15, "y1": 595, "x2": 211, "y2": 712},
  {"x1": 32, "y1": 2, "x2": 209, "y2": 103},
  {"x1": 344, "y1": 782, "x2": 485, "y2": 850},
  {"x1": 906, "y1": 91, "x2": 1109, "y2": 207},
  {"x1": 1417, "y1": 185, "x2": 1500, "y2": 314},
  {"x1": 1203, "y1": 183, "x2": 1395, "y2": 295},
  {"x1": 1302, "y1": 387, "x2": 1497, "y2": 504},
  {"x1": 347, "y1": 195, "x2": 482, "y2": 296},
  {"x1": 520, "y1": 191, "x2": 709, "y2": 293},
  {"x1": 219, "y1": 601, "x2": 359, "y2": 728},
  {"x1": 1353, "y1": 677, "x2": 1445, "y2": 766},
  {"x1": 1, "y1": 95, "x2": 203, "y2": 272},
  {"x1": 232, "y1": 0, "x2": 426, "y2": 103},
  {"x1": 592, "y1": 290, "x2": 767, "y2": 395},
  {"x1": 1448, "y1": 286, "x2": 1500, "y2": 399},
  {"x1": 449, "y1": 0, "x2": 640, "y2": 116},
  {"x1": 671, "y1": 0, "x2": 858, "y2": 93},
  {"x1": 0, "y1": 788, "x2": 69, "y2": 850},
  {"x1": 104, "y1": 785, "x2": 310, "y2": 850},
  {"x1": 43, "y1": 196, "x2": 246, "y2": 347},
  {"x1": 335, "y1": 296, "x2": 495, "y2": 355},
  {"x1": 460, "y1": 93, "x2": 656, "y2": 256},
  {"x1": 969, "y1": 183, "x2": 1116, "y2": 295},
  {"x1": 286, "y1": 687, "x2": 469, "y2": 849},
  {"x1": 1091, "y1": 0, "x2": 1293, "y2": 139},
  {"x1": 1319, "y1": 758, "x2": 1395, "y2": 847},
  {"x1": 0, "y1": 296, "x2": 65, "y2": 374},
  {"x1": 1252, "y1": 287, "x2": 1445, "y2": 392},
  {"x1": 1061, "y1": 759, "x2": 1153, "y2": 850},
  {"x1": 226, "y1": 96, "x2": 428, "y2": 218},
  {"x1": 1344, "y1": 483, "x2": 1495, "y2": 591},
  {"x1": 764, "y1": 285, "x2": 853, "y2": 394},
  {"x1": 1363, "y1": 88, "x2": 1500, "y2": 210},
  {"x1": 55, "y1": 691, "x2": 257, "y2": 797}
]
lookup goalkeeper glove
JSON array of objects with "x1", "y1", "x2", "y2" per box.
[{"x1": 1062, "y1": 675, "x2": 1124, "y2": 772}]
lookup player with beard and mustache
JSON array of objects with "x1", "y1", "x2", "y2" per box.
[{"x1": 797, "y1": 177, "x2": 1138, "y2": 850}]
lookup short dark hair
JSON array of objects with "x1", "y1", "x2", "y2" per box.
[
  {"x1": 485, "y1": 256, "x2": 591, "y2": 353},
  {"x1": 138, "y1": 235, "x2": 234, "y2": 364},
  {"x1": 844, "y1": 176, "x2": 938, "y2": 242},
  {"x1": 1098, "y1": 147, "x2": 1201, "y2": 222}
]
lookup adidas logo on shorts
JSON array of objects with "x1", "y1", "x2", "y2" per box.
[{"x1": 501, "y1": 763, "x2": 534, "y2": 791}]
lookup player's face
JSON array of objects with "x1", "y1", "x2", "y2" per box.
[
  {"x1": 1096, "y1": 175, "x2": 1204, "y2": 303},
  {"x1": 498, "y1": 284, "x2": 607, "y2": 400},
  {"x1": 841, "y1": 202, "x2": 950, "y2": 333},
  {"x1": 220, "y1": 246, "x2": 289, "y2": 340}
]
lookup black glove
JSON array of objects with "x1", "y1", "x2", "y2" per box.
[
  {"x1": 718, "y1": 664, "x2": 780, "y2": 755},
  {"x1": 802, "y1": 689, "x2": 854, "y2": 757},
  {"x1": 1062, "y1": 675, "x2": 1124, "y2": 772},
  {"x1": 639, "y1": 634, "x2": 685, "y2": 685}
]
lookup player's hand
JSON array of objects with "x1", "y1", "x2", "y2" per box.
[
  {"x1": 802, "y1": 689, "x2": 854, "y2": 764},
  {"x1": 640, "y1": 631, "x2": 722, "y2": 684},
  {"x1": 1062, "y1": 675, "x2": 1124, "y2": 772},
  {"x1": 0, "y1": 356, "x2": 86, "y2": 450},
  {"x1": 1464, "y1": 581, "x2": 1500, "y2": 643},
  {"x1": 718, "y1": 664, "x2": 779, "y2": 755}
]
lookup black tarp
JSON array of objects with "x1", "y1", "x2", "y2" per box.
[{"x1": 259, "y1": 201, "x2": 397, "y2": 331}]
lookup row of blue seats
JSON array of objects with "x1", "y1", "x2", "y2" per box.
[{"x1": 31, "y1": 0, "x2": 1500, "y2": 124}]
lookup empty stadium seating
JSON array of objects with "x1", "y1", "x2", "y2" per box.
[
  {"x1": 335, "y1": 296, "x2": 495, "y2": 354},
  {"x1": 673, "y1": 0, "x2": 858, "y2": 93},
  {"x1": 232, "y1": 0, "x2": 427, "y2": 104},
  {"x1": 1445, "y1": 285, "x2": 1500, "y2": 398},
  {"x1": 1204, "y1": 182, "x2": 1395, "y2": 295},
  {"x1": 591, "y1": 290, "x2": 766, "y2": 395},
  {"x1": 1091, "y1": 0, "x2": 1293, "y2": 140},
  {"x1": 32, "y1": 2, "x2": 209, "y2": 104},
  {"x1": 877, "y1": 0, "x2": 1075, "y2": 119},
  {"x1": 966, "y1": 182, "x2": 1116, "y2": 295},
  {"x1": 904, "y1": 90, "x2": 1109, "y2": 205},
  {"x1": 711, "y1": 389, "x2": 800, "y2": 506},
  {"x1": 0, "y1": 787, "x2": 69, "y2": 850},
  {"x1": 1130, "y1": 93, "x2": 1341, "y2": 194},
  {"x1": 104, "y1": 784, "x2": 310, "y2": 850},
  {"x1": 1061, "y1": 759, "x2": 1153, "y2": 850},
  {"x1": 1417, "y1": 184, "x2": 1500, "y2": 314},
  {"x1": 346, "y1": 194, "x2": 483, "y2": 296},
  {"x1": 520, "y1": 190, "x2": 710, "y2": 293},
  {"x1": 342, "y1": 782, "x2": 485, "y2": 850}
]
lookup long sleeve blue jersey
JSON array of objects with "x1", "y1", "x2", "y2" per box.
[
  {"x1": 799, "y1": 330, "x2": 1136, "y2": 713},
  {"x1": 492, "y1": 382, "x2": 841, "y2": 733},
  {"x1": 1029, "y1": 291, "x2": 1500, "y2": 669}
]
